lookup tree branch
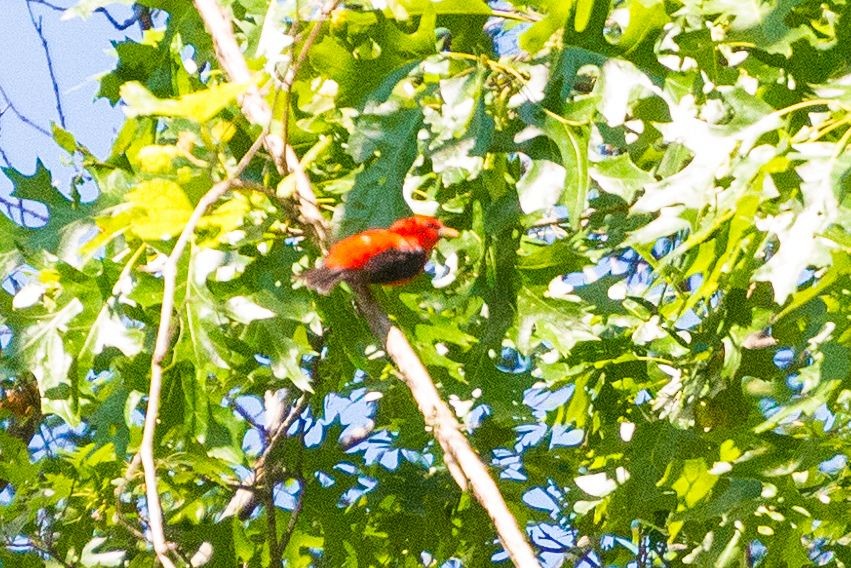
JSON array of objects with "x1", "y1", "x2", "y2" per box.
[
  {"x1": 275, "y1": 476, "x2": 305, "y2": 559},
  {"x1": 221, "y1": 393, "x2": 309, "y2": 520},
  {"x1": 0, "y1": 83, "x2": 53, "y2": 137},
  {"x1": 26, "y1": 1, "x2": 66, "y2": 128},
  {"x1": 135, "y1": 133, "x2": 265, "y2": 567},
  {"x1": 192, "y1": 0, "x2": 328, "y2": 246},
  {"x1": 191, "y1": 2, "x2": 540, "y2": 566},
  {"x1": 350, "y1": 283, "x2": 539, "y2": 567},
  {"x1": 279, "y1": 0, "x2": 342, "y2": 172}
]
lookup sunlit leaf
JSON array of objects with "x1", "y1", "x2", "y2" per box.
[{"x1": 121, "y1": 81, "x2": 248, "y2": 123}]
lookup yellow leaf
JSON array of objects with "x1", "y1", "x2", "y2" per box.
[
  {"x1": 126, "y1": 179, "x2": 193, "y2": 241},
  {"x1": 121, "y1": 81, "x2": 248, "y2": 123}
]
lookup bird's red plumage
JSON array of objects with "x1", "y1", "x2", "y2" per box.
[
  {"x1": 303, "y1": 215, "x2": 458, "y2": 294},
  {"x1": 322, "y1": 230, "x2": 419, "y2": 271}
]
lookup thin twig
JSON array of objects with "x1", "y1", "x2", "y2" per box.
[
  {"x1": 0, "y1": 84, "x2": 53, "y2": 137},
  {"x1": 191, "y1": 2, "x2": 539, "y2": 566},
  {"x1": 26, "y1": 1, "x2": 66, "y2": 128},
  {"x1": 136, "y1": 5, "x2": 154, "y2": 31},
  {"x1": 265, "y1": 478, "x2": 280, "y2": 566},
  {"x1": 114, "y1": 453, "x2": 147, "y2": 540},
  {"x1": 0, "y1": 145, "x2": 11, "y2": 167},
  {"x1": 93, "y1": 7, "x2": 140, "y2": 30},
  {"x1": 490, "y1": 8, "x2": 542, "y2": 23},
  {"x1": 0, "y1": 194, "x2": 50, "y2": 225},
  {"x1": 233, "y1": 399, "x2": 265, "y2": 435},
  {"x1": 28, "y1": 0, "x2": 145, "y2": 30},
  {"x1": 351, "y1": 283, "x2": 539, "y2": 567},
  {"x1": 280, "y1": 0, "x2": 342, "y2": 173},
  {"x1": 222, "y1": 393, "x2": 309, "y2": 519},
  {"x1": 135, "y1": 133, "x2": 265, "y2": 567},
  {"x1": 25, "y1": 0, "x2": 66, "y2": 10},
  {"x1": 275, "y1": 476, "x2": 305, "y2": 558}
]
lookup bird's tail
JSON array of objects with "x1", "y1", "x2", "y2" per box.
[{"x1": 302, "y1": 265, "x2": 350, "y2": 295}]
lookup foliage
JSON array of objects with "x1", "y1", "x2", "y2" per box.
[{"x1": 1, "y1": 0, "x2": 850, "y2": 566}]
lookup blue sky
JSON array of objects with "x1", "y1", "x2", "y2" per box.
[{"x1": 0, "y1": 2, "x2": 135, "y2": 192}]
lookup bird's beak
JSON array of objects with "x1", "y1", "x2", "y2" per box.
[{"x1": 439, "y1": 226, "x2": 460, "y2": 238}]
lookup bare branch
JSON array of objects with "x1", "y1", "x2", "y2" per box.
[
  {"x1": 232, "y1": 399, "x2": 265, "y2": 435},
  {"x1": 221, "y1": 393, "x2": 309, "y2": 520},
  {"x1": 265, "y1": 478, "x2": 280, "y2": 566},
  {"x1": 0, "y1": 83, "x2": 53, "y2": 137},
  {"x1": 24, "y1": 0, "x2": 66, "y2": 11},
  {"x1": 351, "y1": 283, "x2": 539, "y2": 566},
  {"x1": 92, "y1": 7, "x2": 140, "y2": 30},
  {"x1": 135, "y1": 133, "x2": 266, "y2": 567},
  {"x1": 26, "y1": 1, "x2": 66, "y2": 128},
  {"x1": 0, "y1": 146, "x2": 11, "y2": 168},
  {"x1": 0, "y1": 194, "x2": 50, "y2": 226},
  {"x1": 28, "y1": 0, "x2": 150, "y2": 30},
  {"x1": 136, "y1": 5, "x2": 154, "y2": 31}
]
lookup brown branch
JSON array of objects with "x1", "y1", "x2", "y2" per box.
[
  {"x1": 193, "y1": 0, "x2": 328, "y2": 246},
  {"x1": 351, "y1": 283, "x2": 539, "y2": 567},
  {"x1": 191, "y1": 2, "x2": 540, "y2": 566},
  {"x1": 135, "y1": 134, "x2": 265, "y2": 567},
  {"x1": 265, "y1": 477, "x2": 280, "y2": 566},
  {"x1": 275, "y1": 476, "x2": 305, "y2": 558},
  {"x1": 221, "y1": 393, "x2": 309, "y2": 520}
]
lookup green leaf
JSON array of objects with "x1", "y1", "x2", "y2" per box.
[
  {"x1": 590, "y1": 153, "x2": 654, "y2": 203},
  {"x1": 79, "y1": 537, "x2": 126, "y2": 567},
  {"x1": 12, "y1": 298, "x2": 83, "y2": 425},
  {"x1": 248, "y1": 319, "x2": 315, "y2": 393},
  {"x1": 516, "y1": 158, "x2": 565, "y2": 214},
  {"x1": 342, "y1": 108, "x2": 423, "y2": 235},
  {"x1": 4, "y1": 160, "x2": 93, "y2": 258},
  {"x1": 52, "y1": 123, "x2": 78, "y2": 154},
  {"x1": 394, "y1": 0, "x2": 491, "y2": 16},
  {"x1": 540, "y1": 113, "x2": 589, "y2": 229},
  {"x1": 514, "y1": 287, "x2": 593, "y2": 354},
  {"x1": 664, "y1": 458, "x2": 718, "y2": 509},
  {"x1": 120, "y1": 81, "x2": 247, "y2": 123}
]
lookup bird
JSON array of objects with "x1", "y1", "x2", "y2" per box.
[{"x1": 303, "y1": 215, "x2": 459, "y2": 294}]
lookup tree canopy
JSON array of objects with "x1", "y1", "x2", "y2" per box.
[{"x1": 1, "y1": 0, "x2": 850, "y2": 566}]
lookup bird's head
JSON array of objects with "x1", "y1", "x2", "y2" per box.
[{"x1": 389, "y1": 215, "x2": 459, "y2": 249}]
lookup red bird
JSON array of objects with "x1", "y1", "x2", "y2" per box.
[{"x1": 303, "y1": 215, "x2": 459, "y2": 294}]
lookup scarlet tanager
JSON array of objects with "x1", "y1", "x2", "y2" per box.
[{"x1": 303, "y1": 215, "x2": 459, "y2": 294}]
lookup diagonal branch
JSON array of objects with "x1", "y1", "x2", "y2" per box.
[
  {"x1": 26, "y1": 1, "x2": 66, "y2": 128},
  {"x1": 191, "y1": 1, "x2": 540, "y2": 566},
  {"x1": 193, "y1": 0, "x2": 328, "y2": 246},
  {"x1": 135, "y1": 134, "x2": 265, "y2": 567},
  {"x1": 0, "y1": 83, "x2": 53, "y2": 138},
  {"x1": 220, "y1": 392, "x2": 309, "y2": 520},
  {"x1": 279, "y1": 0, "x2": 343, "y2": 172}
]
